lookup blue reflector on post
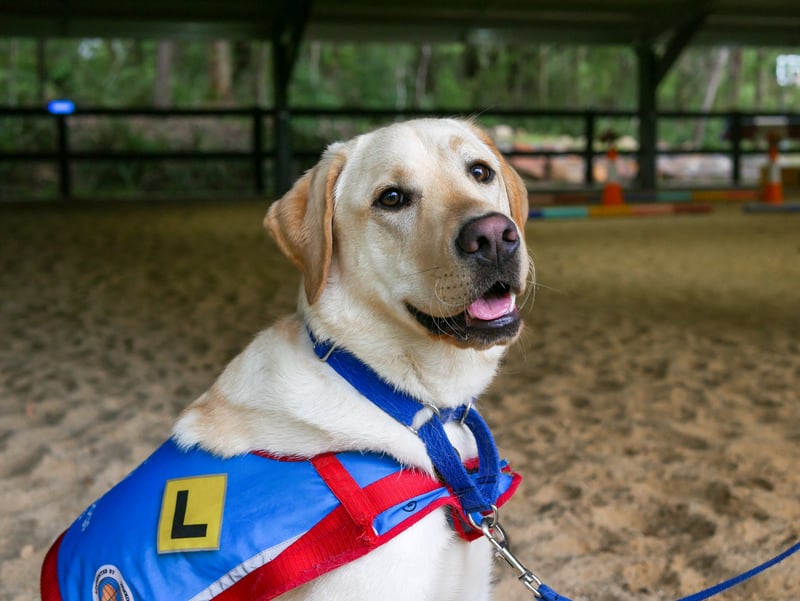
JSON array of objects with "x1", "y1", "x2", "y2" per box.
[{"x1": 47, "y1": 100, "x2": 75, "y2": 115}]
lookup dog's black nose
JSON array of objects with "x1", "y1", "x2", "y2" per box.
[{"x1": 456, "y1": 213, "x2": 519, "y2": 265}]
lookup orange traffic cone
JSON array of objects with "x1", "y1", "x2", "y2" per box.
[
  {"x1": 602, "y1": 146, "x2": 624, "y2": 205},
  {"x1": 762, "y1": 142, "x2": 784, "y2": 205}
]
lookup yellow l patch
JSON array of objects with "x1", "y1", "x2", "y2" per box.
[{"x1": 157, "y1": 474, "x2": 226, "y2": 553}]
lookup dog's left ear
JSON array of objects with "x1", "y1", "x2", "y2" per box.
[
  {"x1": 469, "y1": 124, "x2": 529, "y2": 232},
  {"x1": 264, "y1": 142, "x2": 347, "y2": 305}
]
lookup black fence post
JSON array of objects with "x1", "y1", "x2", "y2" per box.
[
  {"x1": 271, "y1": 1, "x2": 311, "y2": 197},
  {"x1": 730, "y1": 111, "x2": 742, "y2": 185},
  {"x1": 252, "y1": 107, "x2": 265, "y2": 195},
  {"x1": 583, "y1": 110, "x2": 596, "y2": 186},
  {"x1": 1, "y1": 106, "x2": 798, "y2": 201},
  {"x1": 274, "y1": 108, "x2": 292, "y2": 196},
  {"x1": 636, "y1": 44, "x2": 659, "y2": 190},
  {"x1": 56, "y1": 114, "x2": 71, "y2": 198}
]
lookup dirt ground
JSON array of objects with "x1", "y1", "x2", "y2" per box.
[{"x1": 1, "y1": 201, "x2": 798, "y2": 601}]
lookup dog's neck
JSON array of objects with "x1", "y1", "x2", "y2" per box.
[
  {"x1": 303, "y1": 294, "x2": 507, "y2": 410},
  {"x1": 173, "y1": 287, "x2": 510, "y2": 463},
  {"x1": 174, "y1": 313, "x2": 500, "y2": 468}
]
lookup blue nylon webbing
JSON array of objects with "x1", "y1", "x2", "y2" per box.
[
  {"x1": 676, "y1": 539, "x2": 800, "y2": 601},
  {"x1": 307, "y1": 329, "x2": 799, "y2": 601},
  {"x1": 308, "y1": 329, "x2": 500, "y2": 516}
]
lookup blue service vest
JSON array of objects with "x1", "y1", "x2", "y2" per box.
[{"x1": 41, "y1": 438, "x2": 519, "y2": 601}]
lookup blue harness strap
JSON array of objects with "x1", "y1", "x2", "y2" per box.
[
  {"x1": 309, "y1": 329, "x2": 503, "y2": 522},
  {"x1": 306, "y1": 331, "x2": 800, "y2": 601}
]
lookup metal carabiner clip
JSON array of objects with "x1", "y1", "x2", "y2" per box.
[{"x1": 469, "y1": 507, "x2": 546, "y2": 599}]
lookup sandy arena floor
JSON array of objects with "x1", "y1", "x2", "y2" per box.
[{"x1": 1, "y1": 201, "x2": 798, "y2": 601}]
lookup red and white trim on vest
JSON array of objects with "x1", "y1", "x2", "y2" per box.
[{"x1": 42, "y1": 451, "x2": 520, "y2": 601}]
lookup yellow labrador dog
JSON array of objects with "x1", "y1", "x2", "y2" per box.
[
  {"x1": 42, "y1": 118, "x2": 530, "y2": 601},
  {"x1": 178, "y1": 118, "x2": 530, "y2": 600}
]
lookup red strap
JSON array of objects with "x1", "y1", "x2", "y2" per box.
[
  {"x1": 310, "y1": 454, "x2": 379, "y2": 542},
  {"x1": 42, "y1": 460, "x2": 520, "y2": 601},
  {"x1": 215, "y1": 456, "x2": 447, "y2": 601},
  {"x1": 40, "y1": 531, "x2": 65, "y2": 601}
]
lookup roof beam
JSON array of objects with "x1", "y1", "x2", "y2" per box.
[
  {"x1": 0, "y1": 1, "x2": 798, "y2": 46},
  {"x1": 272, "y1": 0, "x2": 313, "y2": 195},
  {"x1": 633, "y1": 1, "x2": 711, "y2": 189},
  {"x1": 656, "y1": 3, "x2": 713, "y2": 84}
]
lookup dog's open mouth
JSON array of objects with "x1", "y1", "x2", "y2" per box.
[{"x1": 407, "y1": 282, "x2": 522, "y2": 347}]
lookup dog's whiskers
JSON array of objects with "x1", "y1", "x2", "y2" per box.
[
  {"x1": 432, "y1": 276, "x2": 471, "y2": 310},
  {"x1": 530, "y1": 281, "x2": 563, "y2": 294},
  {"x1": 427, "y1": 281, "x2": 468, "y2": 336},
  {"x1": 398, "y1": 266, "x2": 442, "y2": 278},
  {"x1": 518, "y1": 253, "x2": 538, "y2": 311}
]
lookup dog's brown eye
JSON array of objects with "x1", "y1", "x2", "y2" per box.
[
  {"x1": 469, "y1": 163, "x2": 494, "y2": 183},
  {"x1": 375, "y1": 188, "x2": 408, "y2": 210}
]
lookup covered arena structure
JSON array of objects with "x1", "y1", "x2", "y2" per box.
[
  {"x1": 0, "y1": 0, "x2": 799, "y2": 195},
  {"x1": 2, "y1": 5, "x2": 800, "y2": 601}
]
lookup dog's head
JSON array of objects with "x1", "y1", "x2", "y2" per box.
[{"x1": 265, "y1": 118, "x2": 530, "y2": 351}]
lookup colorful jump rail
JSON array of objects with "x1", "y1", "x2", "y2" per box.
[
  {"x1": 527, "y1": 187, "x2": 800, "y2": 219},
  {"x1": 529, "y1": 188, "x2": 759, "y2": 206},
  {"x1": 742, "y1": 202, "x2": 800, "y2": 213},
  {"x1": 529, "y1": 203, "x2": 713, "y2": 220}
]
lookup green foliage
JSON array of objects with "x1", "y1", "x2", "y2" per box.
[
  {"x1": 1, "y1": 37, "x2": 799, "y2": 197},
  {"x1": 2, "y1": 37, "x2": 799, "y2": 114},
  {"x1": 70, "y1": 160, "x2": 254, "y2": 200},
  {"x1": 293, "y1": 44, "x2": 419, "y2": 108}
]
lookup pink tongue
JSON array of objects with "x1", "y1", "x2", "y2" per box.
[{"x1": 467, "y1": 294, "x2": 514, "y2": 321}]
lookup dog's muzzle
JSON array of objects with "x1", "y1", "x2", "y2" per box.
[{"x1": 408, "y1": 212, "x2": 525, "y2": 348}]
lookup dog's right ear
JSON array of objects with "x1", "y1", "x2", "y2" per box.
[{"x1": 264, "y1": 143, "x2": 347, "y2": 305}]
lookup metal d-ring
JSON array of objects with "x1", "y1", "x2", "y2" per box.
[
  {"x1": 319, "y1": 343, "x2": 337, "y2": 362},
  {"x1": 407, "y1": 402, "x2": 441, "y2": 435},
  {"x1": 421, "y1": 401, "x2": 441, "y2": 419},
  {"x1": 459, "y1": 400, "x2": 474, "y2": 425},
  {"x1": 467, "y1": 504, "x2": 499, "y2": 531}
]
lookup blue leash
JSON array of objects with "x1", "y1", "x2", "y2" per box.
[
  {"x1": 675, "y1": 539, "x2": 800, "y2": 601},
  {"x1": 308, "y1": 329, "x2": 798, "y2": 601},
  {"x1": 538, "y1": 539, "x2": 800, "y2": 601}
]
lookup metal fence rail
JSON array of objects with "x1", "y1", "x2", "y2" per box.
[{"x1": 1, "y1": 106, "x2": 798, "y2": 199}]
